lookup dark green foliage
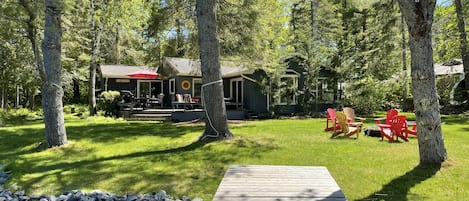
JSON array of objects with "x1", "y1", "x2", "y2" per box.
[
  {"x1": 342, "y1": 76, "x2": 405, "y2": 114},
  {"x1": 436, "y1": 75, "x2": 463, "y2": 105},
  {"x1": 0, "y1": 109, "x2": 42, "y2": 126},
  {"x1": 97, "y1": 91, "x2": 121, "y2": 117}
]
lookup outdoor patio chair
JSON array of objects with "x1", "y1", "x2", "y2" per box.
[
  {"x1": 378, "y1": 115, "x2": 409, "y2": 142},
  {"x1": 375, "y1": 109, "x2": 399, "y2": 125},
  {"x1": 331, "y1": 112, "x2": 362, "y2": 139},
  {"x1": 343, "y1": 107, "x2": 365, "y2": 123},
  {"x1": 400, "y1": 115, "x2": 417, "y2": 138},
  {"x1": 325, "y1": 108, "x2": 340, "y2": 131},
  {"x1": 172, "y1": 94, "x2": 197, "y2": 109}
]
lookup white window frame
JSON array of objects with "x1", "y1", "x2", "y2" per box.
[
  {"x1": 137, "y1": 80, "x2": 163, "y2": 98},
  {"x1": 230, "y1": 78, "x2": 243, "y2": 102},
  {"x1": 169, "y1": 79, "x2": 176, "y2": 94},
  {"x1": 192, "y1": 78, "x2": 202, "y2": 97}
]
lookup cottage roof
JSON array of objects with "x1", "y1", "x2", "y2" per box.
[
  {"x1": 163, "y1": 57, "x2": 253, "y2": 78},
  {"x1": 434, "y1": 59, "x2": 464, "y2": 76},
  {"x1": 100, "y1": 64, "x2": 157, "y2": 78}
]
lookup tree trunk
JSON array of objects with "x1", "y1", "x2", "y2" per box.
[
  {"x1": 401, "y1": 13, "x2": 408, "y2": 102},
  {"x1": 88, "y1": 0, "x2": 107, "y2": 116},
  {"x1": 397, "y1": 0, "x2": 446, "y2": 164},
  {"x1": 73, "y1": 77, "x2": 80, "y2": 103},
  {"x1": 19, "y1": 0, "x2": 46, "y2": 81},
  {"x1": 311, "y1": 0, "x2": 319, "y2": 42},
  {"x1": 196, "y1": 0, "x2": 233, "y2": 141},
  {"x1": 16, "y1": 85, "x2": 20, "y2": 108},
  {"x1": 454, "y1": 0, "x2": 469, "y2": 100},
  {"x1": 115, "y1": 26, "x2": 120, "y2": 64},
  {"x1": 1, "y1": 88, "x2": 5, "y2": 111},
  {"x1": 42, "y1": 0, "x2": 68, "y2": 147}
]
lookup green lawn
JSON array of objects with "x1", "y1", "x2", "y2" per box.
[{"x1": 1, "y1": 114, "x2": 468, "y2": 200}]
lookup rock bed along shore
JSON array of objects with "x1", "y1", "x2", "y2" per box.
[{"x1": 0, "y1": 165, "x2": 202, "y2": 201}]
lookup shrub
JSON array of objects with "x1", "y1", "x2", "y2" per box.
[
  {"x1": 0, "y1": 108, "x2": 42, "y2": 126},
  {"x1": 97, "y1": 91, "x2": 121, "y2": 117},
  {"x1": 63, "y1": 104, "x2": 89, "y2": 115},
  {"x1": 342, "y1": 76, "x2": 404, "y2": 115},
  {"x1": 436, "y1": 75, "x2": 462, "y2": 105}
]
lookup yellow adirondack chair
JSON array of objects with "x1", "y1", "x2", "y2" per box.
[{"x1": 331, "y1": 112, "x2": 363, "y2": 138}]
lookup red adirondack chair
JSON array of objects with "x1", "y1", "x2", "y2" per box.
[
  {"x1": 375, "y1": 109, "x2": 399, "y2": 125},
  {"x1": 379, "y1": 115, "x2": 410, "y2": 142},
  {"x1": 325, "y1": 108, "x2": 341, "y2": 131}
]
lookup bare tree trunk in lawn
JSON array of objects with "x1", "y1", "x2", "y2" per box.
[
  {"x1": 196, "y1": 0, "x2": 233, "y2": 141},
  {"x1": 397, "y1": 0, "x2": 446, "y2": 164},
  {"x1": 42, "y1": 0, "x2": 68, "y2": 147}
]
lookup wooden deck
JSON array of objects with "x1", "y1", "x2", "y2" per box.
[{"x1": 213, "y1": 165, "x2": 346, "y2": 201}]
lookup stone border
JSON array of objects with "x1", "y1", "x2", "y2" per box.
[{"x1": 0, "y1": 165, "x2": 202, "y2": 201}]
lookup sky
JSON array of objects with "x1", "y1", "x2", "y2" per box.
[{"x1": 437, "y1": 0, "x2": 452, "y2": 6}]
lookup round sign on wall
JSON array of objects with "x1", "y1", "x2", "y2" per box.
[{"x1": 181, "y1": 80, "x2": 191, "y2": 90}]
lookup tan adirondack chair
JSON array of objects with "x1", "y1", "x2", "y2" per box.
[
  {"x1": 343, "y1": 107, "x2": 365, "y2": 123},
  {"x1": 331, "y1": 112, "x2": 362, "y2": 138}
]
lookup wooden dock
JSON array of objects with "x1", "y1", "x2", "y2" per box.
[{"x1": 213, "y1": 165, "x2": 346, "y2": 201}]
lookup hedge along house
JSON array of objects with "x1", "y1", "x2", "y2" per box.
[
  {"x1": 159, "y1": 57, "x2": 338, "y2": 115},
  {"x1": 99, "y1": 64, "x2": 163, "y2": 100}
]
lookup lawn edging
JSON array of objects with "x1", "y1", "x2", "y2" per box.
[{"x1": 0, "y1": 165, "x2": 202, "y2": 201}]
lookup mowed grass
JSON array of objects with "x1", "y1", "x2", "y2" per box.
[{"x1": 1, "y1": 114, "x2": 468, "y2": 200}]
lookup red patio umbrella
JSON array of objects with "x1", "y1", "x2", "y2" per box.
[{"x1": 127, "y1": 69, "x2": 158, "y2": 79}]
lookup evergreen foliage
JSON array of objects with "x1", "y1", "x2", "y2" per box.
[{"x1": 0, "y1": 0, "x2": 467, "y2": 113}]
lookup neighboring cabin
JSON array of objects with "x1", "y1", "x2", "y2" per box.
[
  {"x1": 434, "y1": 59, "x2": 466, "y2": 105},
  {"x1": 98, "y1": 56, "x2": 339, "y2": 117}
]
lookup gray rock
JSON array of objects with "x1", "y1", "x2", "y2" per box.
[
  {"x1": 19, "y1": 196, "x2": 30, "y2": 201},
  {"x1": 5, "y1": 194, "x2": 13, "y2": 200},
  {"x1": 39, "y1": 198, "x2": 48, "y2": 201},
  {"x1": 112, "y1": 195, "x2": 126, "y2": 201},
  {"x1": 84, "y1": 196, "x2": 96, "y2": 201},
  {"x1": 0, "y1": 178, "x2": 6, "y2": 185},
  {"x1": 56, "y1": 195, "x2": 67, "y2": 201},
  {"x1": 126, "y1": 195, "x2": 138, "y2": 201},
  {"x1": 15, "y1": 191, "x2": 25, "y2": 196}
]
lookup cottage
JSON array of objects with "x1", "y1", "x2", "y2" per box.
[
  {"x1": 434, "y1": 59, "x2": 465, "y2": 104},
  {"x1": 99, "y1": 56, "x2": 339, "y2": 120}
]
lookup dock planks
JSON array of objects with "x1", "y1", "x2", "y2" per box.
[{"x1": 213, "y1": 165, "x2": 346, "y2": 201}]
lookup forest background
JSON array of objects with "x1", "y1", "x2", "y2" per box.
[{"x1": 0, "y1": 0, "x2": 466, "y2": 115}]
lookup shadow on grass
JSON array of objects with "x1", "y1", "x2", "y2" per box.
[
  {"x1": 66, "y1": 121, "x2": 205, "y2": 142},
  {"x1": 4, "y1": 122, "x2": 277, "y2": 199},
  {"x1": 0, "y1": 121, "x2": 205, "y2": 160},
  {"x1": 357, "y1": 164, "x2": 441, "y2": 201},
  {"x1": 23, "y1": 140, "x2": 208, "y2": 174},
  {"x1": 441, "y1": 115, "x2": 469, "y2": 125}
]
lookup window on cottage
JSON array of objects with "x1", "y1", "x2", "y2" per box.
[
  {"x1": 193, "y1": 78, "x2": 203, "y2": 97},
  {"x1": 312, "y1": 78, "x2": 335, "y2": 103},
  {"x1": 169, "y1": 79, "x2": 175, "y2": 94},
  {"x1": 277, "y1": 75, "x2": 298, "y2": 105}
]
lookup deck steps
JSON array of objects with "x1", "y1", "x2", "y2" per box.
[
  {"x1": 126, "y1": 113, "x2": 172, "y2": 121},
  {"x1": 124, "y1": 110, "x2": 173, "y2": 121}
]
